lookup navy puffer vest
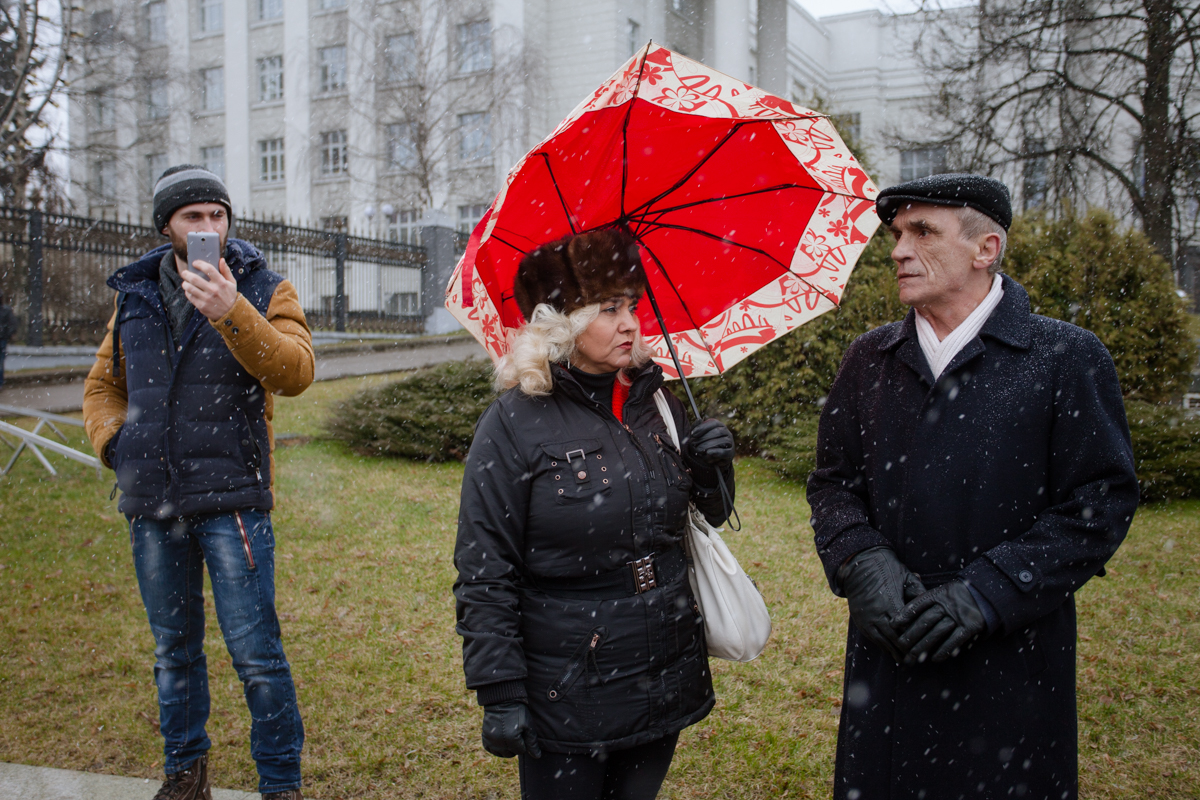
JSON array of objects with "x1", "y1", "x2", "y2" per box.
[{"x1": 108, "y1": 239, "x2": 281, "y2": 518}]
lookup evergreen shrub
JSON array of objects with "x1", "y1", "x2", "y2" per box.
[
  {"x1": 1125, "y1": 401, "x2": 1200, "y2": 503},
  {"x1": 326, "y1": 358, "x2": 496, "y2": 461}
]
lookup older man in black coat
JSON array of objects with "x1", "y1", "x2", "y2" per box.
[{"x1": 807, "y1": 174, "x2": 1138, "y2": 800}]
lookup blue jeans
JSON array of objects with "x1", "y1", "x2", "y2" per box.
[{"x1": 130, "y1": 510, "x2": 304, "y2": 793}]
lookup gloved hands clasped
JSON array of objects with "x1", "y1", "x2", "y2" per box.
[
  {"x1": 837, "y1": 546, "x2": 927, "y2": 662},
  {"x1": 684, "y1": 418, "x2": 735, "y2": 472},
  {"x1": 481, "y1": 702, "x2": 541, "y2": 759},
  {"x1": 892, "y1": 579, "x2": 988, "y2": 665},
  {"x1": 839, "y1": 547, "x2": 989, "y2": 664}
]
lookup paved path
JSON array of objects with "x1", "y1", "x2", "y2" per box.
[
  {"x1": 0, "y1": 338, "x2": 487, "y2": 415},
  {"x1": 0, "y1": 762, "x2": 256, "y2": 800}
]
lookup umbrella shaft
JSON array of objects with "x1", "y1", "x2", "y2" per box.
[{"x1": 643, "y1": 283, "x2": 740, "y2": 530}]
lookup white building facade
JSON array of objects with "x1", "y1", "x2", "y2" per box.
[{"x1": 67, "y1": 1, "x2": 946, "y2": 236}]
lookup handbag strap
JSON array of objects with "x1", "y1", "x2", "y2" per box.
[{"x1": 653, "y1": 389, "x2": 681, "y2": 451}]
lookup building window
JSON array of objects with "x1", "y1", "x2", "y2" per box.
[
  {"x1": 259, "y1": 138, "x2": 285, "y2": 183},
  {"x1": 256, "y1": 0, "x2": 282, "y2": 20},
  {"x1": 386, "y1": 33, "x2": 417, "y2": 82},
  {"x1": 201, "y1": 145, "x2": 225, "y2": 180},
  {"x1": 627, "y1": 19, "x2": 641, "y2": 57},
  {"x1": 320, "y1": 130, "x2": 349, "y2": 176},
  {"x1": 201, "y1": 67, "x2": 224, "y2": 111},
  {"x1": 386, "y1": 208, "x2": 421, "y2": 244},
  {"x1": 146, "y1": 153, "x2": 169, "y2": 195},
  {"x1": 320, "y1": 0, "x2": 346, "y2": 9},
  {"x1": 899, "y1": 146, "x2": 947, "y2": 182},
  {"x1": 147, "y1": 78, "x2": 170, "y2": 119},
  {"x1": 458, "y1": 203, "x2": 488, "y2": 234},
  {"x1": 319, "y1": 46, "x2": 347, "y2": 92},
  {"x1": 458, "y1": 112, "x2": 491, "y2": 163},
  {"x1": 387, "y1": 292, "x2": 419, "y2": 315},
  {"x1": 457, "y1": 20, "x2": 492, "y2": 74},
  {"x1": 147, "y1": 1, "x2": 167, "y2": 43},
  {"x1": 90, "y1": 10, "x2": 116, "y2": 46},
  {"x1": 834, "y1": 112, "x2": 861, "y2": 142},
  {"x1": 385, "y1": 123, "x2": 418, "y2": 171},
  {"x1": 94, "y1": 90, "x2": 115, "y2": 129},
  {"x1": 257, "y1": 56, "x2": 284, "y2": 102},
  {"x1": 198, "y1": 0, "x2": 223, "y2": 33},
  {"x1": 1023, "y1": 139, "x2": 1049, "y2": 211},
  {"x1": 96, "y1": 160, "x2": 118, "y2": 201}
]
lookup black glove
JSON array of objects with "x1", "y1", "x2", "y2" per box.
[
  {"x1": 837, "y1": 546, "x2": 927, "y2": 662},
  {"x1": 481, "y1": 702, "x2": 541, "y2": 759},
  {"x1": 684, "y1": 418, "x2": 734, "y2": 469},
  {"x1": 892, "y1": 580, "x2": 987, "y2": 665}
]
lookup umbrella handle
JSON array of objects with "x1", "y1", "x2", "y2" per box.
[{"x1": 644, "y1": 284, "x2": 742, "y2": 531}]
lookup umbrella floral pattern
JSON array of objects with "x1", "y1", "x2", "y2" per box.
[{"x1": 446, "y1": 44, "x2": 880, "y2": 378}]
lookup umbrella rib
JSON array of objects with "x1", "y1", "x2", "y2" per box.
[
  {"x1": 623, "y1": 121, "x2": 753, "y2": 220},
  {"x1": 535, "y1": 152, "x2": 578, "y2": 236},
  {"x1": 626, "y1": 231, "x2": 723, "y2": 373},
  {"x1": 621, "y1": 42, "x2": 654, "y2": 220},
  {"x1": 639, "y1": 221, "x2": 841, "y2": 307},
  {"x1": 628, "y1": 183, "x2": 813, "y2": 219},
  {"x1": 629, "y1": 183, "x2": 874, "y2": 220},
  {"x1": 487, "y1": 231, "x2": 531, "y2": 256}
]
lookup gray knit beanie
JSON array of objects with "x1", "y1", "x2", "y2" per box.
[{"x1": 152, "y1": 164, "x2": 233, "y2": 233}]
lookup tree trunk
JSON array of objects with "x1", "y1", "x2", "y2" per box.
[{"x1": 1141, "y1": 0, "x2": 1175, "y2": 264}]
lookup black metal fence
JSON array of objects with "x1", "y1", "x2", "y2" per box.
[{"x1": 0, "y1": 207, "x2": 429, "y2": 346}]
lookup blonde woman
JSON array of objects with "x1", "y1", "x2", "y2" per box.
[{"x1": 453, "y1": 228, "x2": 735, "y2": 800}]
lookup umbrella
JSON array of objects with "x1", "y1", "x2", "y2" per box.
[{"x1": 446, "y1": 43, "x2": 880, "y2": 407}]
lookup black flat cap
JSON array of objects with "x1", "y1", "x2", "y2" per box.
[{"x1": 876, "y1": 173, "x2": 1012, "y2": 230}]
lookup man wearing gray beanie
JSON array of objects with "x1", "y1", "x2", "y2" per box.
[{"x1": 83, "y1": 164, "x2": 313, "y2": 800}]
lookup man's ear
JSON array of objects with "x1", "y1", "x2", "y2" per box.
[{"x1": 974, "y1": 232, "x2": 1001, "y2": 271}]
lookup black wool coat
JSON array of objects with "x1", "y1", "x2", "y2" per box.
[
  {"x1": 807, "y1": 276, "x2": 1138, "y2": 800},
  {"x1": 454, "y1": 362, "x2": 733, "y2": 754}
]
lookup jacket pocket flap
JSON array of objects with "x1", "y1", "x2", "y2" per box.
[{"x1": 540, "y1": 439, "x2": 603, "y2": 461}]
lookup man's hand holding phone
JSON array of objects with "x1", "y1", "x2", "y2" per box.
[{"x1": 181, "y1": 231, "x2": 237, "y2": 321}]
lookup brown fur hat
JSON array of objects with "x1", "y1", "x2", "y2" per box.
[{"x1": 513, "y1": 228, "x2": 648, "y2": 321}]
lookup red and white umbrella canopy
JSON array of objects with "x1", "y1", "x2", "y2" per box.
[{"x1": 446, "y1": 44, "x2": 880, "y2": 379}]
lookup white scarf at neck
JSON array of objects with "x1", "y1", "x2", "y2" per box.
[{"x1": 914, "y1": 274, "x2": 1005, "y2": 380}]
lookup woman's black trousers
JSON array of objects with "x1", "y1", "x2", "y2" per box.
[{"x1": 518, "y1": 733, "x2": 680, "y2": 800}]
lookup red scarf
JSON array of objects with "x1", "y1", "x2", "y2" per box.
[{"x1": 612, "y1": 376, "x2": 630, "y2": 423}]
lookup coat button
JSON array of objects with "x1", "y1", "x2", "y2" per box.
[
  {"x1": 242, "y1": 439, "x2": 250, "y2": 446},
  {"x1": 232, "y1": 327, "x2": 239, "y2": 334},
  {"x1": 224, "y1": 319, "x2": 232, "y2": 326},
  {"x1": 577, "y1": 471, "x2": 587, "y2": 480},
  {"x1": 1018, "y1": 570, "x2": 1034, "y2": 583}
]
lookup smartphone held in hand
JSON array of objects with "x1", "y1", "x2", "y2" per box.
[{"x1": 186, "y1": 231, "x2": 221, "y2": 280}]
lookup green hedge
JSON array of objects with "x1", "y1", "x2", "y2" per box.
[{"x1": 326, "y1": 358, "x2": 496, "y2": 461}]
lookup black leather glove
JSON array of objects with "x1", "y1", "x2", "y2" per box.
[
  {"x1": 684, "y1": 418, "x2": 734, "y2": 469},
  {"x1": 481, "y1": 702, "x2": 541, "y2": 759},
  {"x1": 837, "y1": 546, "x2": 927, "y2": 662},
  {"x1": 892, "y1": 580, "x2": 987, "y2": 665}
]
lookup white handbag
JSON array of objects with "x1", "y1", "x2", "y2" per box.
[{"x1": 653, "y1": 390, "x2": 772, "y2": 662}]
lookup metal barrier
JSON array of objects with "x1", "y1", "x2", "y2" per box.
[
  {"x1": 0, "y1": 405, "x2": 100, "y2": 477},
  {"x1": 0, "y1": 207, "x2": 429, "y2": 345}
]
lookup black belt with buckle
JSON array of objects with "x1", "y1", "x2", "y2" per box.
[{"x1": 529, "y1": 546, "x2": 687, "y2": 600}]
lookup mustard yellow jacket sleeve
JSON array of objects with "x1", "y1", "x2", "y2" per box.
[
  {"x1": 82, "y1": 298, "x2": 128, "y2": 467},
  {"x1": 208, "y1": 279, "x2": 315, "y2": 397}
]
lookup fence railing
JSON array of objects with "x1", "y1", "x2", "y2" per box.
[{"x1": 0, "y1": 207, "x2": 429, "y2": 346}]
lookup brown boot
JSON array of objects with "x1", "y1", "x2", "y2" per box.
[
  {"x1": 152, "y1": 753, "x2": 212, "y2": 800},
  {"x1": 262, "y1": 791, "x2": 303, "y2": 800}
]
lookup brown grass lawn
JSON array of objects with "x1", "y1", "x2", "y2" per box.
[{"x1": 0, "y1": 373, "x2": 1197, "y2": 798}]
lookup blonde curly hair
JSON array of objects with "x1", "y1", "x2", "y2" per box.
[{"x1": 494, "y1": 302, "x2": 654, "y2": 396}]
